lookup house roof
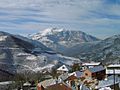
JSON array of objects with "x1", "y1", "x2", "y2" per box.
[
  {"x1": 82, "y1": 62, "x2": 101, "y2": 66},
  {"x1": 107, "y1": 64, "x2": 120, "y2": 68},
  {"x1": 66, "y1": 75, "x2": 77, "y2": 81},
  {"x1": 75, "y1": 71, "x2": 83, "y2": 78},
  {"x1": 46, "y1": 83, "x2": 72, "y2": 90},
  {"x1": 88, "y1": 65, "x2": 105, "y2": 73},
  {"x1": 40, "y1": 79, "x2": 57, "y2": 88},
  {"x1": 59, "y1": 73, "x2": 69, "y2": 81},
  {"x1": 57, "y1": 65, "x2": 69, "y2": 72},
  {"x1": 95, "y1": 75, "x2": 120, "y2": 89},
  {"x1": 69, "y1": 71, "x2": 83, "y2": 78}
]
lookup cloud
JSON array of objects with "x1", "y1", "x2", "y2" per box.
[{"x1": 0, "y1": 0, "x2": 120, "y2": 39}]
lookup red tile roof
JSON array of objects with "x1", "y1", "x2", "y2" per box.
[
  {"x1": 46, "y1": 83, "x2": 72, "y2": 90},
  {"x1": 66, "y1": 75, "x2": 77, "y2": 81}
]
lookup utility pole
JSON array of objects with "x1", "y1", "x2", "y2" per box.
[{"x1": 113, "y1": 69, "x2": 115, "y2": 90}]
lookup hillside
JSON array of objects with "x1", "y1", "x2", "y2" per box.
[
  {"x1": 69, "y1": 35, "x2": 120, "y2": 64},
  {"x1": 0, "y1": 31, "x2": 80, "y2": 81}
]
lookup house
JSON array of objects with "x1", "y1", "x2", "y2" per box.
[
  {"x1": 46, "y1": 83, "x2": 72, "y2": 90},
  {"x1": 65, "y1": 75, "x2": 77, "y2": 87},
  {"x1": 57, "y1": 65, "x2": 69, "y2": 74},
  {"x1": 82, "y1": 62, "x2": 101, "y2": 69},
  {"x1": 83, "y1": 66, "x2": 106, "y2": 80},
  {"x1": 95, "y1": 75, "x2": 120, "y2": 90},
  {"x1": 106, "y1": 64, "x2": 120, "y2": 75},
  {"x1": 65, "y1": 75, "x2": 83, "y2": 90},
  {"x1": 37, "y1": 79, "x2": 58, "y2": 90},
  {"x1": 58, "y1": 73, "x2": 77, "y2": 88}
]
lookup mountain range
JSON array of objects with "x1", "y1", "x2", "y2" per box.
[
  {"x1": 0, "y1": 31, "x2": 80, "y2": 81},
  {"x1": 1, "y1": 28, "x2": 120, "y2": 81},
  {"x1": 30, "y1": 28, "x2": 99, "y2": 54},
  {"x1": 30, "y1": 28, "x2": 120, "y2": 64}
]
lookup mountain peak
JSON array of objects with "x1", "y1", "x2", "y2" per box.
[
  {"x1": 39, "y1": 28, "x2": 64, "y2": 36},
  {"x1": 30, "y1": 28, "x2": 100, "y2": 52}
]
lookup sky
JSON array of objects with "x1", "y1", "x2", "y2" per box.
[{"x1": 0, "y1": 0, "x2": 120, "y2": 39}]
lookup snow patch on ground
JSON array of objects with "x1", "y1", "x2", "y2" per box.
[{"x1": 0, "y1": 36, "x2": 8, "y2": 41}]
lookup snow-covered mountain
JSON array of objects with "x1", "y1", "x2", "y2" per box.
[
  {"x1": 0, "y1": 31, "x2": 80, "y2": 81},
  {"x1": 69, "y1": 34, "x2": 120, "y2": 64},
  {"x1": 30, "y1": 28, "x2": 99, "y2": 53},
  {"x1": 29, "y1": 28, "x2": 120, "y2": 64}
]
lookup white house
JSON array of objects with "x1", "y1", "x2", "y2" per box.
[
  {"x1": 57, "y1": 65, "x2": 69, "y2": 74},
  {"x1": 106, "y1": 64, "x2": 120, "y2": 75}
]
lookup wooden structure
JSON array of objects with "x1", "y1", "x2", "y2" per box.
[{"x1": 83, "y1": 66, "x2": 105, "y2": 80}]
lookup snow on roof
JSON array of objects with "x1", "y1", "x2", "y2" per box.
[
  {"x1": 82, "y1": 62, "x2": 101, "y2": 66},
  {"x1": 88, "y1": 66, "x2": 105, "y2": 73},
  {"x1": 57, "y1": 65, "x2": 69, "y2": 72},
  {"x1": 99, "y1": 87, "x2": 111, "y2": 90},
  {"x1": 107, "y1": 64, "x2": 120, "y2": 68},
  {"x1": 23, "y1": 82, "x2": 31, "y2": 86}
]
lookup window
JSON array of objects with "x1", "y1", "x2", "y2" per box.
[{"x1": 85, "y1": 73, "x2": 88, "y2": 76}]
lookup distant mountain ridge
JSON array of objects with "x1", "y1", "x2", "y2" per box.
[
  {"x1": 30, "y1": 28, "x2": 100, "y2": 52},
  {"x1": 64, "y1": 34, "x2": 120, "y2": 64}
]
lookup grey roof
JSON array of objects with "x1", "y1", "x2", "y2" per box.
[
  {"x1": 59, "y1": 73, "x2": 69, "y2": 81},
  {"x1": 40, "y1": 79, "x2": 57, "y2": 88},
  {"x1": 88, "y1": 66, "x2": 105, "y2": 73},
  {"x1": 96, "y1": 75, "x2": 120, "y2": 89},
  {"x1": 75, "y1": 71, "x2": 83, "y2": 78}
]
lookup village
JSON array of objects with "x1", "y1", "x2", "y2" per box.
[
  {"x1": 36, "y1": 62, "x2": 120, "y2": 90},
  {"x1": 1, "y1": 62, "x2": 120, "y2": 90}
]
